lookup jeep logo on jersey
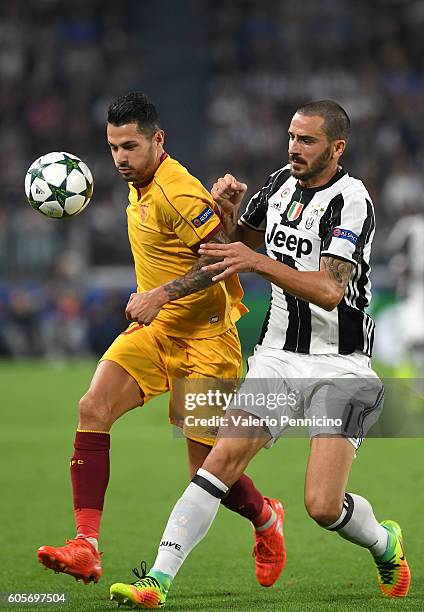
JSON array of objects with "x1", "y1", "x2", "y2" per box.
[
  {"x1": 192, "y1": 206, "x2": 214, "y2": 228},
  {"x1": 266, "y1": 223, "x2": 313, "y2": 258}
]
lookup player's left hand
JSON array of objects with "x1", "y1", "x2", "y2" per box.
[
  {"x1": 125, "y1": 288, "x2": 167, "y2": 325},
  {"x1": 199, "y1": 241, "x2": 261, "y2": 281}
]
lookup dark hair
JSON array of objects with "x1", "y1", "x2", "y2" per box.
[
  {"x1": 107, "y1": 92, "x2": 161, "y2": 135},
  {"x1": 296, "y1": 100, "x2": 350, "y2": 141}
]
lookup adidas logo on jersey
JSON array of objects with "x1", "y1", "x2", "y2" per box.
[{"x1": 266, "y1": 223, "x2": 313, "y2": 258}]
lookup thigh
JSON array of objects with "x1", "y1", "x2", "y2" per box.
[
  {"x1": 304, "y1": 353, "x2": 384, "y2": 446},
  {"x1": 304, "y1": 435, "x2": 355, "y2": 507},
  {"x1": 169, "y1": 327, "x2": 243, "y2": 445},
  {"x1": 100, "y1": 322, "x2": 170, "y2": 404},
  {"x1": 226, "y1": 348, "x2": 301, "y2": 447},
  {"x1": 203, "y1": 426, "x2": 269, "y2": 487},
  {"x1": 185, "y1": 326, "x2": 243, "y2": 379}
]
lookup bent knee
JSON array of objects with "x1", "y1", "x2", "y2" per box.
[
  {"x1": 304, "y1": 495, "x2": 343, "y2": 527},
  {"x1": 78, "y1": 391, "x2": 113, "y2": 430}
]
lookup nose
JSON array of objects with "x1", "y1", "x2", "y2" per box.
[
  {"x1": 115, "y1": 148, "x2": 128, "y2": 166},
  {"x1": 289, "y1": 137, "x2": 301, "y2": 155}
]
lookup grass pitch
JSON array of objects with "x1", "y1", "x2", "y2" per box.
[{"x1": 0, "y1": 360, "x2": 423, "y2": 611}]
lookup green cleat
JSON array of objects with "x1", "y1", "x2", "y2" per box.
[
  {"x1": 375, "y1": 520, "x2": 411, "y2": 598},
  {"x1": 110, "y1": 562, "x2": 170, "y2": 609}
]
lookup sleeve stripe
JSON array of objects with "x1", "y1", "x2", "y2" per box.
[
  {"x1": 320, "y1": 187, "x2": 374, "y2": 265},
  {"x1": 352, "y1": 198, "x2": 374, "y2": 261},
  {"x1": 320, "y1": 252, "x2": 357, "y2": 266},
  {"x1": 190, "y1": 222, "x2": 224, "y2": 254}
]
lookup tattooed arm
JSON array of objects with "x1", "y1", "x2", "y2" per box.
[
  {"x1": 198, "y1": 241, "x2": 354, "y2": 311},
  {"x1": 320, "y1": 256, "x2": 354, "y2": 296},
  {"x1": 162, "y1": 229, "x2": 229, "y2": 301},
  {"x1": 125, "y1": 229, "x2": 230, "y2": 325}
]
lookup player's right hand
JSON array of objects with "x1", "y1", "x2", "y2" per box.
[
  {"x1": 211, "y1": 174, "x2": 247, "y2": 215},
  {"x1": 125, "y1": 288, "x2": 167, "y2": 325}
]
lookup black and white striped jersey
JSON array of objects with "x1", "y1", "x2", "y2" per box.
[{"x1": 240, "y1": 164, "x2": 375, "y2": 356}]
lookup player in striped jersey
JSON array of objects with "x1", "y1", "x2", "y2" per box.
[{"x1": 109, "y1": 100, "x2": 410, "y2": 607}]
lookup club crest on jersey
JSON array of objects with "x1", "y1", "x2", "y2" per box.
[
  {"x1": 305, "y1": 208, "x2": 319, "y2": 230},
  {"x1": 192, "y1": 206, "x2": 214, "y2": 228},
  {"x1": 287, "y1": 201, "x2": 303, "y2": 221},
  {"x1": 140, "y1": 204, "x2": 149, "y2": 222}
]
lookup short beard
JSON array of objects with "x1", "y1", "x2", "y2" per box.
[
  {"x1": 290, "y1": 145, "x2": 333, "y2": 182},
  {"x1": 132, "y1": 143, "x2": 158, "y2": 185}
]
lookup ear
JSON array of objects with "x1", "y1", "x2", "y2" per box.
[
  {"x1": 155, "y1": 130, "x2": 165, "y2": 146},
  {"x1": 333, "y1": 139, "x2": 345, "y2": 159}
]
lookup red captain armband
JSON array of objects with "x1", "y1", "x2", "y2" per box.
[{"x1": 190, "y1": 223, "x2": 224, "y2": 254}]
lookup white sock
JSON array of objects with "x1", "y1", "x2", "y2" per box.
[
  {"x1": 255, "y1": 508, "x2": 276, "y2": 532},
  {"x1": 326, "y1": 493, "x2": 388, "y2": 557},
  {"x1": 151, "y1": 468, "x2": 228, "y2": 578},
  {"x1": 76, "y1": 534, "x2": 98, "y2": 551}
]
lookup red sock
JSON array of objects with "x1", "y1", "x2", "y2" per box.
[
  {"x1": 70, "y1": 430, "x2": 110, "y2": 540},
  {"x1": 222, "y1": 474, "x2": 267, "y2": 523},
  {"x1": 75, "y1": 508, "x2": 103, "y2": 539},
  {"x1": 251, "y1": 498, "x2": 273, "y2": 529}
]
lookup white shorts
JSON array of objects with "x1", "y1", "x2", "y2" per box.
[{"x1": 226, "y1": 346, "x2": 384, "y2": 449}]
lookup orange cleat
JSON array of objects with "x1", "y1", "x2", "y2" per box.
[
  {"x1": 37, "y1": 538, "x2": 102, "y2": 584},
  {"x1": 375, "y1": 520, "x2": 411, "y2": 598},
  {"x1": 253, "y1": 497, "x2": 286, "y2": 587}
]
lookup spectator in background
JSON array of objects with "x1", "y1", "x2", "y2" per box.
[{"x1": 1, "y1": 0, "x2": 424, "y2": 361}]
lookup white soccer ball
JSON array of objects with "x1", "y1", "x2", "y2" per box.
[{"x1": 25, "y1": 151, "x2": 94, "y2": 218}]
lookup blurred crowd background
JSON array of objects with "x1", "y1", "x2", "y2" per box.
[{"x1": 0, "y1": 0, "x2": 423, "y2": 371}]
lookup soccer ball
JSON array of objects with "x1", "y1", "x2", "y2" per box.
[{"x1": 25, "y1": 151, "x2": 94, "y2": 218}]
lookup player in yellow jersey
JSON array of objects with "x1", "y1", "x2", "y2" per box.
[{"x1": 37, "y1": 92, "x2": 286, "y2": 589}]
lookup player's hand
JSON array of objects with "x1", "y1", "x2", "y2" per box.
[
  {"x1": 125, "y1": 288, "x2": 168, "y2": 325},
  {"x1": 211, "y1": 174, "x2": 247, "y2": 216},
  {"x1": 198, "y1": 241, "x2": 261, "y2": 281}
]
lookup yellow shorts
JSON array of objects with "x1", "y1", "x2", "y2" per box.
[{"x1": 100, "y1": 323, "x2": 242, "y2": 445}]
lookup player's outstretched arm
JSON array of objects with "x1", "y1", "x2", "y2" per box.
[
  {"x1": 198, "y1": 242, "x2": 354, "y2": 311},
  {"x1": 125, "y1": 229, "x2": 232, "y2": 325},
  {"x1": 162, "y1": 229, "x2": 230, "y2": 300}
]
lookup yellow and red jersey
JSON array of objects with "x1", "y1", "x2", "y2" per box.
[{"x1": 127, "y1": 154, "x2": 247, "y2": 338}]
